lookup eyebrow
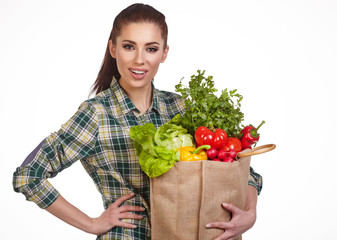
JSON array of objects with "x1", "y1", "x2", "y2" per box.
[{"x1": 122, "y1": 40, "x2": 160, "y2": 46}]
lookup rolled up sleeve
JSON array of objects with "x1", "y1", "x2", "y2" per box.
[
  {"x1": 13, "y1": 102, "x2": 99, "y2": 209},
  {"x1": 13, "y1": 166, "x2": 60, "y2": 209},
  {"x1": 248, "y1": 167, "x2": 263, "y2": 195}
]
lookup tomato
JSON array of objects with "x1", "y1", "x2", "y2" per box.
[
  {"x1": 221, "y1": 137, "x2": 242, "y2": 153},
  {"x1": 212, "y1": 129, "x2": 228, "y2": 149},
  {"x1": 195, "y1": 126, "x2": 213, "y2": 146},
  {"x1": 223, "y1": 157, "x2": 234, "y2": 163},
  {"x1": 195, "y1": 127, "x2": 228, "y2": 149}
]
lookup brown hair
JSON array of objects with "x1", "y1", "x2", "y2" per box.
[{"x1": 91, "y1": 3, "x2": 168, "y2": 95}]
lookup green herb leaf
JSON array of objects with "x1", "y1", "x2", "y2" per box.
[{"x1": 175, "y1": 70, "x2": 244, "y2": 137}]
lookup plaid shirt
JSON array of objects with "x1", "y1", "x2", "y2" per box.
[{"x1": 13, "y1": 77, "x2": 262, "y2": 240}]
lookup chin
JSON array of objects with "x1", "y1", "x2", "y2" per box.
[
  {"x1": 132, "y1": 79, "x2": 153, "y2": 88},
  {"x1": 120, "y1": 77, "x2": 152, "y2": 90}
]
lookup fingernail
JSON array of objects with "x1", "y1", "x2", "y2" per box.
[
  {"x1": 205, "y1": 224, "x2": 211, "y2": 228},
  {"x1": 140, "y1": 207, "x2": 145, "y2": 211},
  {"x1": 129, "y1": 192, "x2": 135, "y2": 196},
  {"x1": 222, "y1": 203, "x2": 228, "y2": 207}
]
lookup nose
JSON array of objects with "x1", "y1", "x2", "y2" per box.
[{"x1": 134, "y1": 49, "x2": 145, "y2": 65}]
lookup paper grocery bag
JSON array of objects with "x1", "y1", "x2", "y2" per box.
[{"x1": 150, "y1": 155, "x2": 251, "y2": 240}]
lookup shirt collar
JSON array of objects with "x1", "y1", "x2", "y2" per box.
[
  {"x1": 110, "y1": 77, "x2": 161, "y2": 115},
  {"x1": 151, "y1": 86, "x2": 161, "y2": 114}
]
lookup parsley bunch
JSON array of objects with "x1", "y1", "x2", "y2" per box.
[{"x1": 175, "y1": 70, "x2": 244, "y2": 137}]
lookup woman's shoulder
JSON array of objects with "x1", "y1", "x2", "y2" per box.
[
  {"x1": 156, "y1": 89, "x2": 183, "y2": 104},
  {"x1": 155, "y1": 89, "x2": 186, "y2": 116},
  {"x1": 85, "y1": 88, "x2": 113, "y2": 105},
  {"x1": 78, "y1": 88, "x2": 113, "y2": 114}
]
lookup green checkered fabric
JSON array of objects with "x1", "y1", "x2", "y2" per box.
[{"x1": 13, "y1": 77, "x2": 262, "y2": 239}]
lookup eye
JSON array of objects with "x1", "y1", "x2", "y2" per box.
[
  {"x1": 147, "y1": 47, "x2": 159, "y2": 52},
  {"x1": 123, "y1": 44, "x2": 135, "y2": 50}
]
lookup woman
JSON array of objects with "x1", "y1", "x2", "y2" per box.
[{"x1": 13, "y1": 3, "x2": 262, "y2": 240}]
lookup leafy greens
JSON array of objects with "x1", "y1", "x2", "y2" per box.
[
  {"x1": 129, "y1": 114, "x2": 194, "y2": 178},
  {"x1": 175, "y1": 70, "x2": 244, "y2": 137}
]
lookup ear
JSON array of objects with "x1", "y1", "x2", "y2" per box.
[
  {"x1": 160, "y1": 45, "x2": 169, "y2": 63},
  {"x1": 108, "y1": 40, "x2": 116, "y2": 58}
]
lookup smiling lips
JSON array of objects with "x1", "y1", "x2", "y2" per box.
[{"x1": 129, "y1": 68, "x2": 147, "y2": 79}]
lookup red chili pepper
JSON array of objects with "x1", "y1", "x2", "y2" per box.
[{"x1": 240, "y1": 120, "x2": 265, "y2": 149}]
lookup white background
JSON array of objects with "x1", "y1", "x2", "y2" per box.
[{"x1": 1, "y1": 0, "x2": 336, "y2": 239}]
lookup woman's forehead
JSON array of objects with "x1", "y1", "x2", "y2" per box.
[{"x1": 117, "y1": 22, "x2": 164, "y2": 44}]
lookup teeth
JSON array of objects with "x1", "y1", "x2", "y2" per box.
[{"x1": 130, "y1": 69, "x2": 145, "y2": 74}]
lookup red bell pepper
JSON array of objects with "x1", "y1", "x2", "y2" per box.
[
  {"x1": 213, "y1": 129, "x2": 228, "y2": 149},
  {"x1": 195, "y1": 126, "x2": 228, "y2": 150},
  {"x1": 194, "y1": 126, "x2": 214, "y2": 146},
  {"x1": 240, "y1": 120, "x2": 265, "y2": 149}
]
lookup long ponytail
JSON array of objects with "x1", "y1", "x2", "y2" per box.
[{"x1": 90, "y1": 42, "x2": 120, "y2": 95}]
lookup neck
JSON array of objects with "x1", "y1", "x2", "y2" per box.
[{"x1": 120, "y1": 81, "x2": 153, "y2": 114}]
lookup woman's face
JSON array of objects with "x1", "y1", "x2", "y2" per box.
[{"x1": 109, "y1": 22, "x2": 169, "y2": 91}]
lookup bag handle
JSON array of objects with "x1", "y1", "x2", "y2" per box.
[{"x1": 237, "y1": 144, "x2": 276, "y2": 158}]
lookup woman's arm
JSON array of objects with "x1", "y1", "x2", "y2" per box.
[
  {"x1": 206, "y1": 185, "x2": 258, "y2": 240},
  {"x1": 13, "y1": 102, "x2": 99, "y2": 209},
  {"x1": 46, "y1": 193, "x2": 145, "y2": 235}
]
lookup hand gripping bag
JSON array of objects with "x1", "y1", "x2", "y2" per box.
[{"x1": 150, "y1": 144, "x2": 275, "y2": 240}]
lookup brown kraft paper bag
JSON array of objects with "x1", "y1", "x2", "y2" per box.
[{"x1": 150, "y1": 155, "x2": 251, "y2": 240}]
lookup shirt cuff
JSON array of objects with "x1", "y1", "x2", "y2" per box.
[
  {"x1": 19, "y1": 179, "x2": 60, "y2": 209},
  {"x1": 248, "y1": 167, "x2": 263, "y2": 195}
]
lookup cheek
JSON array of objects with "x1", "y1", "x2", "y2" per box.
[
  {"x1": 115, "y1": 52, "x2": 130, "y2": 69},
  {"x1": 149, "y1": 54, "x2": 164, "y2": 67}
]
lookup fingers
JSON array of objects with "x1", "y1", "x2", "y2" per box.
[
  {"x1": 112, "y1": 192, "x2": 136, "y2": 207},
  {"x1": 221, "y1": 202, "x2": 240, "y2": 214},
  {"x1": 102, "y1": 192, "x2": 146, "y2": 230},
  {"x1": 205, "y1": 203, "x2": 237, "y2": 240},
  {"x1": 118, "y1": 212, "x2": 144, "y2": 220},
  {"x1": 206, "y1": 221, "x2": 232, "y2": 230},
  {"x1": 206, "y1": 202, "x2": 249, "y2": 240},
  {"x1": 214, "y1": 233, "x2": 237, "y2": 240},
  {"x1": 115, "y1": 213, "x2": 144, "y2": 229},
  {"x1": 115, "y1": 213, "x2": 146, "y2": 229},
  {"x1": 206, "y1": 224, "x2": 236, "y2": 240},
  {"x1": 213, "y1": 230, "x2": 239, "y2": 240},
  {"x1": 119, "y1": 204, "x2": 145, "y2": 213},
  {"x1": 111, "y1": 193, "x2": 145, "y2": 212},
  {"x1": 110, "y1": 192, "x2": 145, "y2": 213},
  {"x1": 117, "y1": 221, "x2": 138, "y2": 229},
  {"x1": 205, "y1": 203, "x2": 239, "y2": 230}
]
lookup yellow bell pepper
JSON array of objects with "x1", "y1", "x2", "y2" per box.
[{"x1": 179, "y1": 145, "x2": 211, "y2": 161}]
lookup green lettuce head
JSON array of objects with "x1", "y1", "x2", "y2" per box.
[{"x1": 129, "y1": 114, "x2": 194, "y2": 177}]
